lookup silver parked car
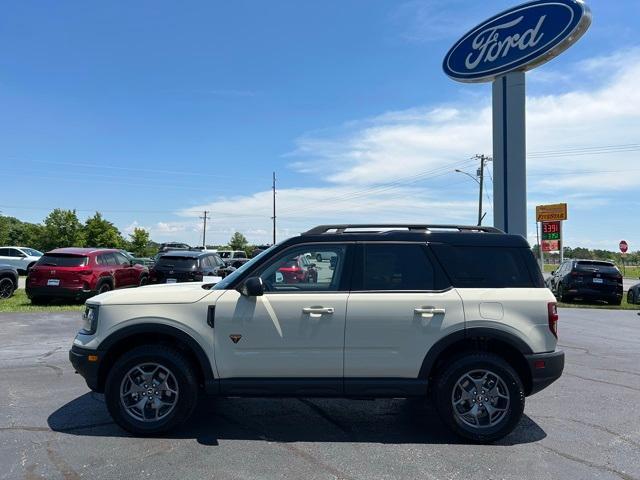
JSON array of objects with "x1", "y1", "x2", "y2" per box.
[{"x1": 0, "y1": 246, "x2": 43, "y2": 274}]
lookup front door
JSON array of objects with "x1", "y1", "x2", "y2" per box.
[
  {"x1": 213, "y1": 243, "x2": 352, "y2": 387},
  {"x1": 344, "y1": 243, "x2": 465, "y2": 388}
]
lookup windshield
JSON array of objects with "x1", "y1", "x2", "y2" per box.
[
  {"x1": 212, "y1": 244, "x2": 278, "y2": 290},
  {"x1": 22, "y1": 248, "x2": 43, "y2": 257}
]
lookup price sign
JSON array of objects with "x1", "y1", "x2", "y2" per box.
[{"x1": 542, "y1": 221, "x2": 561, "y2": 240}]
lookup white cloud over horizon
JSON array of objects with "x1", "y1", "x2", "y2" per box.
[{"x1": 155, "y1": 48, "x2": 640, "y2": 249}]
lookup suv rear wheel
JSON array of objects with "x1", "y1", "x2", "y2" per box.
[
  {"x1": 435, "y1": 352, "x2": 525, "y2": 443},
  {"x1": 105, "y1": 345, "x2": 198, "y2": 435},
  {"x1": 0, "y1": 277, "x2": 15, "y2": 299}
]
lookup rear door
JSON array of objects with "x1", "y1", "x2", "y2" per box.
[
  {"x1": 345, "y1": 243, "x2": 465, "y2": 386},
  {"x1": 0, "y1": 248, "x2": 15, "y2": 269},
  {"x1": 113, "y1": 251, "x2": 136, "y2": 286}
]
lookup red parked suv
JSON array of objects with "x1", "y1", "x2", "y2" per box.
[{"x1": 26, "y1": 248, "x2": 148, "y2": 303}]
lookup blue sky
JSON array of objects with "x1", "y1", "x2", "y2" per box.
[{"x1": 2, "y1": 0, "x2": 639, "y2": 250}]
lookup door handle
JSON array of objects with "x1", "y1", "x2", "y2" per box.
[
  {"x1": 414, "y1": 307, "x2": 446, "y2": 315},
  {"x1": 302, "y1": 307, "x2": 335, "y2": 314}
]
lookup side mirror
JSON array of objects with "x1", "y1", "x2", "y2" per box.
[
  {"x1": 130, "y1": 260, "x2": 136, "y2": 266},
  {"x1": 550, "y1": 270, "x2": 556, "y2": 275},
  {"x1": 239, "y1": 277, "x2": 264, "y2": 296}
]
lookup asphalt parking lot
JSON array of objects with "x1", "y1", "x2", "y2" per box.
[{"x1": 1, "y1": 309, "x2": 639, "y2": 480}]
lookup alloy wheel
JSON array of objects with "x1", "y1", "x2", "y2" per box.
[
  {"x1": 451, "y1": 369, "x2": 510, "y2": 429},
  {"x1": 119, "y1": 363, "x2": 179, "y2": 422}
]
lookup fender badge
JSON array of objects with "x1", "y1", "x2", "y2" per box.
[{"x1": 229, "y1": 334, "x2": 242, "y2": 344}]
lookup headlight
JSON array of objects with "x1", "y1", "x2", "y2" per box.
[{"x1": 81, "y1": 305, "x2": 99, "y2": 335}]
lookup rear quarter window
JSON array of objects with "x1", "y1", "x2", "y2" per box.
[{"x1": 431, "y1": 245, "x2": 543, "y2": 288}]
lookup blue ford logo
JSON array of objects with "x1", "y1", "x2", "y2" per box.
[{"x1": 443, "y1": 0, "x2": 591, "y2": 83}]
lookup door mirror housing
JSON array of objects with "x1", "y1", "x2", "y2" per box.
[{"x1": 239, "y1": 277, "x2": 264, "y2": 296}]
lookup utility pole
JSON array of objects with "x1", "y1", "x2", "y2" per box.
[
  {"x1": 272, "y1": 172, "x2": 276, "y2": 245},
  {"x1": 476, "y1": 154, "x2": 491, "y2": 226},
  {"x1": 200, "y1": 211, "x2": 210, "y2": 248},
  {"x1": 454, "y1": 155, "x2": 491, "y2": 226}
]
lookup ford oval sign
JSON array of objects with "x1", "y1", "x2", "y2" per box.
[{"x1": 443, "y1": 0, "x2": 591, "y2": 83}]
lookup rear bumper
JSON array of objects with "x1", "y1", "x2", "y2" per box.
[
  {"x1": 525, "y1": 350, "x2": 565, "y2": 395},
  {"x1": 26, "y1": 286, "x2": 96, "y2": 300},
  {"x1": 566, "y1": 285, "x2": 623, "y2": 299},
  {"x1": 69, "y1": 345, "x2": 103, "y2": 392}
]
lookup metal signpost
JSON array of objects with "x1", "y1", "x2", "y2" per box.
[
  {"x1": 443, "y1": 0, "x2": 591, "y2": 238},
  {"x1": 536, "y1": 203, "x2": 568, "y2": 269},
  {"x1": 620, "y1": 240, "x2": 629, "y2": 276}
]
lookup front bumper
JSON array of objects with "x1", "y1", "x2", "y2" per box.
[
  {"x1": 27, "y1": 286, "x2": 97, "y2": 301},
  {"x1": 69, "y1": 345, "x2": 103, "y2": 392},
  {"x1": 525, "y1": 350, "x2": 565, "y2": 395}
]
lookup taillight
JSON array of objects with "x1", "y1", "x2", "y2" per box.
[{"x1": 547, "y1": 302, "x2": 558, "y2": 338}]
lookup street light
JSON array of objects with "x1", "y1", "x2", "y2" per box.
[{"x1": 454, "y1": 168, "x2": 484, "y2": 225}]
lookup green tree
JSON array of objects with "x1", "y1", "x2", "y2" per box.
[
  {"x1": 84, "y1": 212, "x2": 124, "y2": 248},
  {"x1": 128, "y1": 227, "x2": 151, "y2": 256},
  {"x1": 40, "y1": 209, "x2": 85, "y2": 250},
  {"x1": 229, "y1": 231, "x2": 248, "y2": 251},
  {"x1": 7, "y1": 222, "x2": 45, "y2": 250}
]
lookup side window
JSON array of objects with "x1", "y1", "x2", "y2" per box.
[
  {"x1": 9, "y1": 248, "x2": 23, "y2": 257},
  {"x1": 202, "y1": 256, "x2": 212, "y2": 268},
  {"x1": 431, "y1": 245, "x2": 535, "y2": 288},
  {"x1": 0, "y1": 248, "x2": 9, "y2": 256},
  {"x1": 236, "y1": 251, "x2": 247, "y2": 259},
  {"x1": 215, "y1": 256, "x2": 224, "y2": 267},
  {"x1": 104, "y1": 253, "x2": 118, "y2": 266},
  {"x1": 257, "y1": 245, "x2": 347, "y2": 292},
  {"x1": 96, "y1": 255, "x2": 104, "y2": 265},
  {"x1": 361, "y1": 244, "x2": 435, "y2": 291},
  {"x1": 113, "y1": 252, "x2": 130, "y2": 265}
]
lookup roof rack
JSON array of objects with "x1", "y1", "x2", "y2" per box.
[{"x1": 303, "y1": 224, "x2": 503, "y2": 235}]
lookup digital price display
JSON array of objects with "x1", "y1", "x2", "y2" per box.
[{"x1": 542, "y1": 221, "x2": 561, "y2": 241}]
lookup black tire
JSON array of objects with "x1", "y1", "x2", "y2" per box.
[
  {"x1": 104, "y1": 345, "x2": 199, "y2": 435},
  {"x1": 0, "y1": 277, "x2": 16, "y2": 299},
  {"x1": 557, "y1": 284, "x2": 571, "y2": 303},
  {"x1": 97, "y1": 280, "x2": 112, "y2": 294},
  {"x1": 628, "y1": 290, "x2": 635, "y2": 305},
  {"x1": 435, "y1": 352, "x2": 525, "y2": 443},
  {"x1": 139, "y1": 275, "x2": 149, "y2": 287}
]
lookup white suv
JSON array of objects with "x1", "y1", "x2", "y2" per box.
[
  {"x1": 69, "y1": 224, "x2": 563, "y2": 442},
  {"x1": 0, "y1": 246, "x2": 43, "y2": 274}
]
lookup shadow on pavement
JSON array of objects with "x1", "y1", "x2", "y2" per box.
[{"x1": 48, "y1": 392, "x2": 546, "y2": 446}]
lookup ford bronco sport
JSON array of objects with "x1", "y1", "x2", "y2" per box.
[{"x1": 69, "y1": 224, "x2": 563, "y2": 442}]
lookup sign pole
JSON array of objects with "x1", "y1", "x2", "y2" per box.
[
  {"x1": 492, "y1": 71, "x2": 527, "y2": 238},
  {"x1": 537, "y1": 221, "x2": 544, "y2": 271},
  {"x1": 559, "y1": 221, "x2": 564, "y2": 264}
]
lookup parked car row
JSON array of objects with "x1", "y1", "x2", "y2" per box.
[
  {"x1": 546, "y1": 259, "x2": 624, "y2": 305},
  {"x1": 0, "y1": 246, "x2": 240, "y2": 304}
]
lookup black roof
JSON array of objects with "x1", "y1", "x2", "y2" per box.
[
  {"x1": 291, "y1": 224, "x2": 530, "y2": 248},
  {"x1": 158, "y1": 250, "x2": 214, "y2": 258}
]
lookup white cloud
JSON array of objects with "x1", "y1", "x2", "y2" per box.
[{"x1": 168, "y1": 48, "x2": 640, "y2": 247}]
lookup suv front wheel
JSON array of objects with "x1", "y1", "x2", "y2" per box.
[
  {"x1": 105, "y1": 345, "x2": 199, "y2": 435},
  {"x1": 435, "y1": 352, "x2": 525, "y2": 443}
]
